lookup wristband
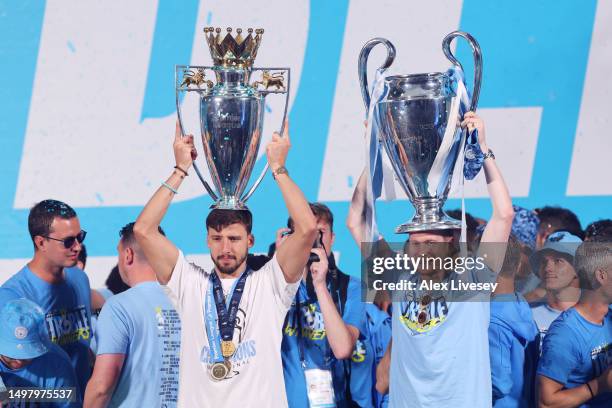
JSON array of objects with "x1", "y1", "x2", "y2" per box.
[
  {"x1": 272, "y1": 166, "x2": 289, "y2": 180},
  {"x1": 161, "y1": 181, "x2": 179, "y2": 194},
  {"x1": 174, "y1": 165, "x2": 189, "y2": 176}
]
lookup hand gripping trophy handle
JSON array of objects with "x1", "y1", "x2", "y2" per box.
[
  {"x1": 441, "y1": 31, "x2": 483, "y2": 111},
  {"x1": 241, "y1": 67, "x2": 291, "y2": 203},
  {"x1": 358, "y1": 38, "x2": 396, "y2": 110}
]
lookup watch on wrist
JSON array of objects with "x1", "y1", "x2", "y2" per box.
[
  {"x1": 483, "y1": 149, "x2": 495, "y2": 160},
  {"x1": 272, "y1": 166, "x2": 289, "y2": 180}
]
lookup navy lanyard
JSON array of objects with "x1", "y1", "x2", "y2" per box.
[{"x1": 210, "y1": 269, "x2": 251, "y2": 342}]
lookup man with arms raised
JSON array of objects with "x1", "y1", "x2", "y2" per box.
[
  {"x1": 347, "y1": 113, "x2": 514, "y2": 407},
  {"x1": 134, "y1": 123, "x2": 317, "y2": 407}
]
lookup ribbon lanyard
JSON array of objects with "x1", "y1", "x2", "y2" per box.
[{"x1": 205, "y1": 269, "x2": 251, "y2": 363}]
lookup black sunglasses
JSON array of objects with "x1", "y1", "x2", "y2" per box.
[{"x1": 43, "y1": 230, "x2": 87, "y2": 249}]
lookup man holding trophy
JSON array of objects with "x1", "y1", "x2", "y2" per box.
[
  {"x1": 133, "y1": 27, "x2": 317, "y2": 407},
  {"x1": 347, "y1": 33, "x2": 514, "y2": 407}
]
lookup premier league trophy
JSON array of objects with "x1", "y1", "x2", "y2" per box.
[
  {"x1": 358, "y1": 31, "x2": 482, "y2": 233},
  {"x1": 176, "y1": 27, "x2": 290, "y2": 210}
]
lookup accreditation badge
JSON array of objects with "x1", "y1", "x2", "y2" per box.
[{"x1": 304, "y1": 368, "x2": 336, "y2": 408}]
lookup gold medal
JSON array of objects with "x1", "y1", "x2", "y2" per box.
[
  {"x1": 211, "y1": 361, "x2": 230, "y2": 381},
  {"x1": 221, "y1": 340, "x2": 236, "y2": 358}
]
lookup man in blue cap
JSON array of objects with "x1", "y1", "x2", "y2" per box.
[
  {"x1": 508, "y1": 205, "x2": 542, "y2": 297},
  {"x1": 529, "y1": 231, "x2": 582, "y2": 340},
  {"x1": 0, "y1": 288, "x2": 78, "y2": 407}
]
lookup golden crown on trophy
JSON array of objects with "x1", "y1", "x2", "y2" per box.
[{"x1": 204, "y1": 27, "x2": 264, "y2": 68}]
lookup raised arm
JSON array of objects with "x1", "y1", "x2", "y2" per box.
[
  {"x1": 346, "y1": 169, "x2": 393, "y2": 259},
  {"x1": 133, "y1": 122, "x2": 195, "y2": 284},
  {"x1": 462, "y1": 112, "x2": 514, "y2": 272},
  {"x1": 270, "y1": 123, "x2": 318, "y2": 283},
  {"x1": 310, "y1": 248, "x2": 359, "y2": 359}
]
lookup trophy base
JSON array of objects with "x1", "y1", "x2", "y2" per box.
[
  {"x1": 395, "y1": 217, "x2": 461, "y2": 234},
  {"x1": 210, "y1": 197, "x2": 248, "y2": 211},
  {"x1": 395, "y1": 198, "x2": 461, "y2": 233}
]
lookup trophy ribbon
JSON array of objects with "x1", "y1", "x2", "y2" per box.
[{"x1": 363, "y1": 66, "x2": 478, "y2": 244}]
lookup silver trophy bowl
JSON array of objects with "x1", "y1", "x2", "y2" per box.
[
  {"x1": 358, "y1": 31, "x2": 482, "y2": 233},
  {"x1": 176, "y1": 27, "x2": 290, "y2": 210}
]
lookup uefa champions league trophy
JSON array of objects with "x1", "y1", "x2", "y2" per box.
[
  {"x1": 176, "y1": 27, "x2": 290, "y2": 210},
  {"x1": 358, "y1": 31, "x2": 482, "y2": 233}
]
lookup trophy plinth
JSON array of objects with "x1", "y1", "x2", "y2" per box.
[{"x1": 395, "y1": 198, "x2": 461, "y2": 233}]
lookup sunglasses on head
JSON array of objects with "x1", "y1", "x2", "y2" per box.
[{"x1": 43, "y1": 230, "x2": 87, "y2": 249}]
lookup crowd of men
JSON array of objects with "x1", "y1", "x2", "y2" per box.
[{"x1": 0, "y1": 114, "x2": 611, "y2": 408}]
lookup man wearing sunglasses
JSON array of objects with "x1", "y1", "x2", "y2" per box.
[{"x1": 2, "y1": 199, "x2": 92, "y2": 402}]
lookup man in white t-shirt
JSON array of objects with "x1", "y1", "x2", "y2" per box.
[{"x1": 133, "y1": 122, "x2": 318, "y2": 407}]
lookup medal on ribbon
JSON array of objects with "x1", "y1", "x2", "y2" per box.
[{"x1": 204, "y1": 269, "x2": 251, "y2": 381}]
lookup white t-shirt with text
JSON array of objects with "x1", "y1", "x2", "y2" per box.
[{"x1": 165, "y1": 251, "x2": 299, "y2": 408}]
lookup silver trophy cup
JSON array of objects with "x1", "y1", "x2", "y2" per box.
[
  {"x1": 176, "y1": 27, "x2": 290, "y2": 210},
  {"x1": 358, "y1": 31, "x2": 482, "y2": 233}
]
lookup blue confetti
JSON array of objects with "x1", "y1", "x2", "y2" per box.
[{"x1": 67, "y1": 41, "x2": 75, "y2": 53}]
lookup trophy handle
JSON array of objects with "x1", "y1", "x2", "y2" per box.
[
  {"x1": 442, "y1": 31, "x2": 483, "y2": 111},
  {"x1": 175, "y1": 65, "x2": 219, "y2": 201},
  {"x1": 358, "y1": 38, "x2": 396, "y2": 110},
  {"x1": 241, "y1": 67, "x2": 291, "y2": 203}
]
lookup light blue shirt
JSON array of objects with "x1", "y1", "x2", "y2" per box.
[
  {"x1": 389, "y1": 265, "x2": 496, "y2": 408},
  {"x1": 0, "y1": 343, "x2": 79, "y2": 407},
  {"x1": 2, "y1": 266, "x2": 92, "y2": 398},
  {"x1": 530, "y1": 303, "x2": 562, "y2": 340},
  {"x1": 282, "y1": 277, "x2": 366, "y2": 408},
  {"x1": 95, "y1": 281, "x2": 181, "y2": 408}
]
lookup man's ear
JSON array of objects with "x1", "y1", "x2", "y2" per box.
[
  {"x1": 126, "y1": 247, "x2": 135, "y2": 265},
  {"x1": 34, "y1": 236, "x2": 47, "y2": 252},
  {"x1": 248, "y1": 234, "x2": 255, "y2": 249},
  {"x1": 331, "y1": 231, "x2": 336, "y2": 247},
  {"x1": 594, "y1": 267, "x2": 608, "y2": 286}
]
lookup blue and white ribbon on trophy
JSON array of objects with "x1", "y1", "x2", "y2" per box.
[{"x1": 363, "y1": 66, "x2": 484, "y2": 244}]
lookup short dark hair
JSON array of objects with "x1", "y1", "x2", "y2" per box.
[
  {"x1": 78, "y1": 244, "x2": 87, "y2": 268},
  {"x1": 535, "y1": 206, "x2": 583, "y2": 239},
  {"x1": 28, "y1": 199, "x2": 77, "y2": 248},
  {"x1": 119, "y1": 222, "x2": 165, "y2": 260},
  {"x1": 119, "y1": 222, "x2": 165, "y2": 245},
  {"x1": 446, "y1": 210, "x2": 479, "y2": 232},
  {"x1": 287, "y1": 202, "x2": 334, "y2": 232},
  {"x1": 584, "y1": 219, "x2": 612, "y2": 242},
  {"x1": 206, "y1": 209, "x2": 253, "y2": 234}
]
